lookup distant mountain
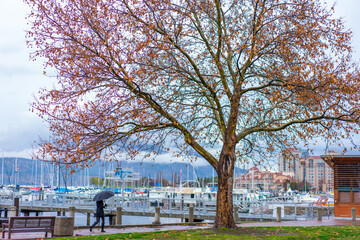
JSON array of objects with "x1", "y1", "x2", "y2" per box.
[
  {"x1": 111, "y1": 161, "x2": 246, "y2": 180},
  {"x1": 0, "y1": 158, "x2": 246, "y2": 186}
]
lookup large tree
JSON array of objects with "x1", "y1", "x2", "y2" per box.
[{"x1": 26, "y1": 0, "x2": 360, "y2": 228}]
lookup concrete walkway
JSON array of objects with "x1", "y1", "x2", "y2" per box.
[{"x1": 2, "y1": 219, "x2": 360, "y2": 239}]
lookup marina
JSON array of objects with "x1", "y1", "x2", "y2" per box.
[
  {"x1": 0, "y1": 183, "x2": 334, "y2": 227},
  {"x1": 0, "y1": 159, "x2": 337, "y2": 229},
  {"x1": 0, "y1": 162, "x2": 336, "y2": 227}
]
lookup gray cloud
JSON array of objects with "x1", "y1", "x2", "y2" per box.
[
  {"x1": 0, "y1": 0, "x2": 360, "y2": 159},
  {"x1": 0, "y1": 115, "x2": 49, "y2": 152}
]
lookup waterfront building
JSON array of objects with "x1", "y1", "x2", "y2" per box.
[
  {"x1": 234, "y1": 167, "x2": 295, "y2": 192},
  {"x1": 278, "y1": 148, "x2": 335, "y2": 192},
  {"x1": 322, "y1": 155, "x2": 360, "y2": 218},
  {"x1": 278, "y1": 148, "x2": 309, "y2": 181},
  {"x1": 300, "y1": 155, "x2": 334, "y2": 193}
]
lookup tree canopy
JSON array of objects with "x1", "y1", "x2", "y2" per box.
[{"x1": 26, "y1": 0, "x2": 360, "y2": 228}]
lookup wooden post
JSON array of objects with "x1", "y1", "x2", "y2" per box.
[
  {"x1": 352, "y1": 208, "x2": 356, "y2": 221},
  {"x1": 233, "y1": 206, "x2": 239, "y2": 223},
  {"x1": 57, "y1": 211, "x2": 61, "y2": 216},
  {"x1": 109, "y1": 215, "x2": 114, "y2": 225},
  {"x1": 317, "y1": 208, "x2": 322, "y2": 221},
  {"x1": 13, "y1": 198, "x2": 19, "y2": 216},
  {"x1": 188, "y1": 206, "x2": 194, "y2": 224},
  {"x1": 152, "y1": 207, "x2": 161, "y2": 225},
  {"x1": 116, "y1": 207, "x2": 122, "y2": 226},
  {"x1": 276, "y1": 207, "x2": 281, "y2": 222},
  {"x1": 87, "y1": 213, "x2": 91, "y2": 226}
]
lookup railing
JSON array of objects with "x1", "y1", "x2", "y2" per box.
[{"x1": 0, "y1": 192, "x2": 332, "y2": 222}]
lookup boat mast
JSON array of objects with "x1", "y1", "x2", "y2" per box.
[
  {"x1": 212, "y1": 168, "x2": 214, "y2": 187},
  {"x1": 15, "y1": 157, "x2": 18, "y2": 186},
  {"x1": 252, "y1": 169, "x2": 254, "y2": 193},
  {"x1": 180, "y1": 168, "x2": 182, "y2": 189},
  {"x1": 40, "y1": 160, "x2": 44, "y2": 188},
  {"x1": 233, "y1": 160, "x2": 236, "y2": 189},
  {"x1": 35, "y1": 159, "x2": 38, "y2": 187},
  {"x1": 87, "y1": 168, "x2": 90, "y2": 187},
  {"x1": 56, "y1": 164, "x2": 60, "y2": 189},
  {"x1": 98, "y1": 164, "x2": 101, "y2": 187},
  {"x1": 1, "y1": 153, "x2": 4, "y2": 186},
  {"x1": 187, "y1": 164, "x2": 189, "y2": 183}
]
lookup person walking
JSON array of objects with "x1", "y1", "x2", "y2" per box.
[{"x1": 90, "y1": 200, "x2": 107, "y2": 232}]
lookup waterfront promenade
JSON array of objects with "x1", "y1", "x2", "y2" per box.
[{"x1": 1, "y1": 219, "x2": 360, "y2": 239}]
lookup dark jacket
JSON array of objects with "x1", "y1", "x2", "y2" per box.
[{"x1": 95, "y1": 200, "x2": 106, "y2": 216}]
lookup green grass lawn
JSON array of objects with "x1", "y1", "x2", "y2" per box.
[{"x1": 56, "y1": 226, "x2": 360, "y2": 240}]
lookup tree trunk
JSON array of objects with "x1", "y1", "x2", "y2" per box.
[{"x1": 214, "y1": 153, "x2": 237, "y2": 229}]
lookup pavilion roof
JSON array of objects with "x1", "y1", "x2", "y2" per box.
[{"x1": 320, "y1": 155, "x2": 360, "y2": 169}]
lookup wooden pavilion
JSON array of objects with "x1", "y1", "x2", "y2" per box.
[{"x1": 321, "y1": 155, "x2": 360, "y2": 218}]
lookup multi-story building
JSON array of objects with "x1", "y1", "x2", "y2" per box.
[
  {"x1": 278, "y1": 148, "x2": 335, "y2": 192},
  {"x1": 301, "y1": 154, "x2": 335, "y2": 192},
  {"x1": 278, "y1": 148, "x2": 309, "y2": 181},
  {"x1": 234, "y1": 167, "x2": 296, "y2": 192}
]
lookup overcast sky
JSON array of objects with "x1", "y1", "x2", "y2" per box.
[{"x1": 0, "y1": 0, "x2": 360, "y2": 160}]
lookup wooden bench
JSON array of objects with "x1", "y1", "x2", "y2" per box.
[{"x1": 2, "y1": 216, "x2": 56, "y2": 239}]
